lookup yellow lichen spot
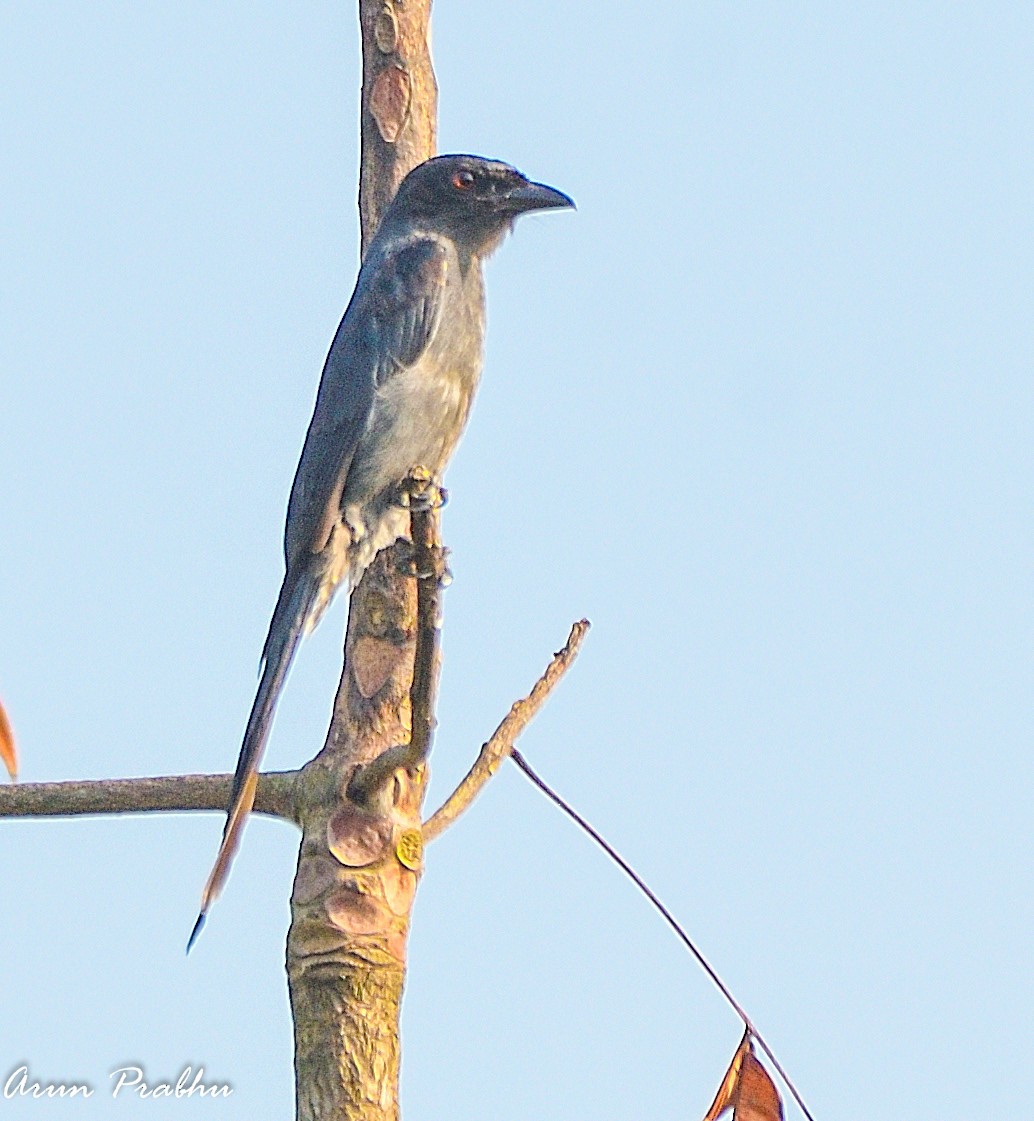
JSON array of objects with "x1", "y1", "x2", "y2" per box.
[{"x1": 395, "y1": 828, "x2": 423, "y2": 871}]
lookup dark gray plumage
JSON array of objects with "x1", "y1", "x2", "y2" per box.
[{"x1": 191, "y1": 155, "x2": 572, "y2": 943}]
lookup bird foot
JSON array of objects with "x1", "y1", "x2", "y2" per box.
[
  {"x1": 392, "y1": 539, "x2": 453, "y2": 585},
  {"x1": 395, "y1": 467, "x2": 448, "y2": 512}
]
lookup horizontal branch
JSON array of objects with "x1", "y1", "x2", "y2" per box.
[
  {"x1": 422, "y1": 619, "x2": 589, "y2": 842},
  {"x1": 0, "y1": 771, "x2": 298, "y2": 822}
]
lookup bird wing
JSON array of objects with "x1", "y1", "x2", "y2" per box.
[{"x1": 283, "y1": 235, "x2": 449, "y2": 568}]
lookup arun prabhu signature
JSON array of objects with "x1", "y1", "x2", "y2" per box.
[{"x1": 4, "y1": 1064, "x2": 232, "y2": 1100}]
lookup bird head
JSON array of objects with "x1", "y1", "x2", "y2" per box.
[{"x1": 386, "y1": 154, "x2": 574, "y2": 256}]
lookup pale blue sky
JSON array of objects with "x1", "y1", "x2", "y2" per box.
[{"x1": 2, "y1": 3, "x2": 1033, "y2": 1117}]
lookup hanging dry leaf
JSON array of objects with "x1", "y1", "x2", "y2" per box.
[
  {"x1": 0, "y1": 697, "x2": 17, "y2": 781},
  {"x1": 702, "y1": 1030, "x2": 783, "y2": 1121},
  {"x1": 733, "y1": 1045, "x2": 783, "y2": 1121}
]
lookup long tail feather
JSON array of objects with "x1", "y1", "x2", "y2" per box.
[{"x1": 188, "y1": 568, "x2": 320, "y2": 949}]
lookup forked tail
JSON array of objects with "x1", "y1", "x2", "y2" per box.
[{"x1": 188, "y1": 568, "x2": 320, "y2": 950}]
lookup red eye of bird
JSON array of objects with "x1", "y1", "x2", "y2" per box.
[{"x1": 452, "y1": 170, "x2": 476, "y2": 190}]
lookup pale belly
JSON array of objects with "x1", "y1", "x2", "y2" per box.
[{"x1": 338, "y1": 356, "x2": 477, "y2": 583}]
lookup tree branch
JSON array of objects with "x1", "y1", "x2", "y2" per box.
[
  {"x1": 422, "y1": 619, "x2": 590, "y2": 842},
  {"x1": 0, "y1": 772, "x2": 298, "y2": 821}
]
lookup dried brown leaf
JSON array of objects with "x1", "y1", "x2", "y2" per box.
[
  {"x1": 701, "y1": 1035, "x2": 744, "y2": 1121},
  {"x1": 734, "y1": 1047, "x2": 783, "y2": 1121},
  {"x1": 0, "y1": 698, "x2": 17, "y2": 781},
  {"x1": 702, "y1": 1030, "x2": 783, "y2": 1121}
]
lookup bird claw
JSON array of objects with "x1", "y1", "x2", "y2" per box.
[{"x1": 395, "y1": 468, "x2": 448, "y2": 512}]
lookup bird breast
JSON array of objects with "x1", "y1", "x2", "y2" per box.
[
  {"x1": 362, "y1": 253, "x2": 483, "y2": 481},
  {"x1": 338, "y1": 263, "x2": 485, "y2": 579}
]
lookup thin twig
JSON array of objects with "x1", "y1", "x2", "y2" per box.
[
  {"x1": 422, "y1": 620, "x2": 589, "y2": 842},
  {"x1": 407, "y1": 498, "x2": 444, "y2": 767},
  {"x1": 510, "y1": 749, "x2": 815, "y2": 1121},
  {"x1": 0, "y1": 771, "x2": 298, "y2": 822}
]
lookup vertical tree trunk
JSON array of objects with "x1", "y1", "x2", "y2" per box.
[
  {"x1": 288, "y1": 546, "x2": 432, "y2": 1121},
  {"x1": 358, "y1": 0, "x2": 437, "y2": 252},
  {"x1": 286, "y1": 2, "x2": 438, "y2": 1117}
]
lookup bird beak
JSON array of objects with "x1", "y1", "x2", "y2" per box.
[{"x1": 502, "y1": 180, "x2": 575, "y2": 213}]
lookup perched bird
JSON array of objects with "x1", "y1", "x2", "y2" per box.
[{"x1": 190, "y1": 154, "x2": 573, "y2": 945}]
